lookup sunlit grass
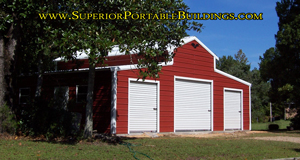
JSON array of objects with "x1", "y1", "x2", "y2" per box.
[
  {"x1": 1, "y1": 132, "x2": 300, "y2": 160},
  {"x1": 252, "y1": 120, "x2": 291, "y2": 131}
]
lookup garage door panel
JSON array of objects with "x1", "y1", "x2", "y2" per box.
[
  {"x1": 175, "y1": 79, "x2": 212, "y2": 131},
  {"x1": 224, "y1": 90, "x2": 242, "y2": 130},
  {"x1": 175, "y1": 109, "x2": 211, "y2": 113},
  {"x1": 130, "y1": 104, "x2": 156, "y2": 108},
  {"x1": 129, "y1": 81, "x2": 158, "y2": 133}
]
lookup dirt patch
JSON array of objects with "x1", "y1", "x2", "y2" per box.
[
  {"x1": 250, "y1": 136, "x2": 300, "y2": 144},
  {"x1": 121, "y1": 131, "x2": 257, "y2": 138},
  {"x1": 160, "y1": 131, "x2": 251, "y2": 138}
]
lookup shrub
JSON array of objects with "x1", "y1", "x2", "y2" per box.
[
  {"x1": 0, "y1": 103, "x2": 17, "y2": 134},
  {"x1": 268, "y1": 124, "x2": 279, "y2": 130},
  {"x1": 18, "y1": 99, "x2": 80, "y2": 140}
]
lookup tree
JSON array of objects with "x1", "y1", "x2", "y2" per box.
[
  {"x1": 250, "y1": 68, "x2": 270, "y2": 122},
  {"x1": 0, "y1": 28, "x2": 4, "y2": 109},
  {"x1": 0, "y1": 0, "x2": 74, "y2": 104},
  {"x1": 0, "y1": 22, "x2": 4, "y2": 133},
  {"x1": 259, "y1": 0, "x2": 300, "y2": 113},
  {"x1": 259, "y1": 47, "x2": 284, "y2": 104},
  {"x1": 259, "y1": 48, "x2": 278, "y2": 81},
  {"x1": 217, "y1": 49, "x2": 250, "y2": 81},
  {"x1": 0, "y1": 4, "x2": 6, "y2": 107},
  {"x1": 1, "y1": 0, "x2": 203, "y2": 138},
  {"x1": 275, "y1": 0, "x2": 300, "y2": 105},
  {"x1": 0, "y1": 0, "x2": 84, "y2": 133},
  {"x1": 216, "y1": 55, "x2": 236, "y2": 73},
  {"x1": 0, "y1": 0, "x2": 23, "y2": 133}
]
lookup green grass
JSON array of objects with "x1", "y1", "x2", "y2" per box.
[
  {"x1": 1, "y1": 133, "x2": 300, "y2": 160},
  {"x1": 252, "y1": 119, "x2": 292, "y2": 131}
]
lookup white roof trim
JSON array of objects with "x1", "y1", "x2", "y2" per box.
[
  {"x1": 53, "y1": 59, "x2": 173, "y2": 72},
  {"x1": 214, "y1": 68, "x2": 252, "y2": 86},
  {"x1": 181, "y1": 36, "x2": 219, "y2": 60},
  {"x1": 54, "y1": 36, "x2": 219, "y2": 61},
  {"x1": 110, "y1": 60, "x2": 174, "y2": 71},
  {"x1": 54, "y1": 44, "x2": 174, "y2": 62},
  {"x1": 54, "y1": 46, "x2": 136, "y2": 61}
]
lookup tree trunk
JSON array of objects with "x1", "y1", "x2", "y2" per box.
[
  {"x1": 0, "y1": 32, "x2": 5, "y2": 107},
  {"x1": 35, "y1": 55, "x2": 43, "y2": 99},
  {"x1": 5, "y1": 20, "x2": 20, "y2": 108},
  {"x1": 0, "y1": 32, "x2": 5, "y2": 133},
  {"x1": 83, "y1": 62, "x2": 95, "y2": 139}
]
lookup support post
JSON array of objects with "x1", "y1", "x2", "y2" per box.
[{"x1": 110, "y1": 67, "x2": 117, "y2": 135}]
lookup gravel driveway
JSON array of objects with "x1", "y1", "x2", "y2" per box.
[{"x1": 251, "y1": 136, "x2": 300, "y2": 144}]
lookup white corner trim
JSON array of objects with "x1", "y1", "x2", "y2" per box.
[
  {"x1": 214, "y1": 58, "x2": 216, "y2": 70},
  {"x1": 223, "y1": 88, "x2": 244, "y2": 131},
  {"x1": 215, "y1": 68, "x2": 252, "y2": 86},
  {"x1": 173, "y1": 76, "x2": 176, "y2": 133},
  {"x1": 249, "y1": 86, "x2": 252, "y2": 131},
  {"x1": 127, "y1": 78, "x2": 160, "y2": 134},
  {"x1": 174, "y1": 76, "x2": 214, "y2": 131},
  {"x1": 110, "y1": 69, "x2": 117, "y2": 134}
]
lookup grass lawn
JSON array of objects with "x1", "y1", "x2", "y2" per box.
[
  {"x1": 251, "y1": 119, "x2": 291, "y2": 131},
  {"x1": 1, "y1": 132, "x2": 300, "y2": 159}
]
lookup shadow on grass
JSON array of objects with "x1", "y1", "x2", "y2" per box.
[
  {"x1": 94, "y1": 134, "x2": 137, "y2": 146},
  {"x1": 292, "y1": 149, "x2": 300, "y2": 152},
  {"x1": 28, "y1": 134, "x2": 137, "y2": 146}
]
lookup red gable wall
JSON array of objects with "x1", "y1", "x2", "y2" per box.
[{"x1": 116, "y1": 40, "x2": 250, "y2": 134}]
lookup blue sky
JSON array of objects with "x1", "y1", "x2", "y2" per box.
[{"x1": 184, "y1": 0, "x2": 279, "y2": 70}]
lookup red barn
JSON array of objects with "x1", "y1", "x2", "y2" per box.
[{"x1": 16, "y1": 36, "x2": 251, "y2": 134}]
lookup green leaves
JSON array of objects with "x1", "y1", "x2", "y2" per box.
[
  {"x1": 217, "y1": 50, "x2": 250, "y2": 81},
  {"x1": 261, "y1": 0, "x2": 300, "y2": 106}
]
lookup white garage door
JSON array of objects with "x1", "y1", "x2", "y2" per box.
[
  {"x1": 175, "y1": 78, "x2": 212, "y2": 131},
  {"x1": 129, "y1": 81, "x2": 158, "y2": 133},
  {"x1": 224, "y1": 90, "x2": 242, "y2": 130}
]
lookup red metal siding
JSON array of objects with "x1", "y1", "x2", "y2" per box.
[
  {"x1": 213, "y1": 73, "x2": 250, "y2": 130},
  {"x1": 15, "y1": 70, "x2": 112, "y2": 133},
  {"x1": 116, "y1": 40, "x2": 250, "y2": 134}
]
